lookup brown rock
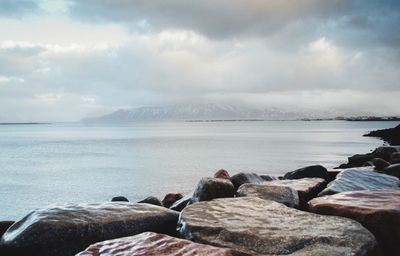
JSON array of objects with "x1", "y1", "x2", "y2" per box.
[
  {"x1": 309, "y1": 189, "x2": 400, "y2": 255},
  {"x1": 262, "y1": 178, "x2": 326, "y2": 209},
  {"x1": 190, "y1": 177, "x2": 235, "y2": 203},
  {"x1": 77, "y1": 232, "x2": 251, "y2": 256},
  {"x1": 372, "y1": 158, "x2": 390, "y2": 171},
  {"x1": 179, "y1": 197, "x2": 378, "y2": 255},
  {"x1": 162, "y1": 193, "x2": 183, "y2": 208},
  {"x1": 230, "y1": 172, "x2": 265, "y2": 190},
  {"x1": 0, "y1": 202, "x2": 179, "y2": 256},
  {"x1": 137, "y1": 196, "x2": 163, "y2": 206},
  {"x1": 214, "y1": 169, "x2": 231, "y2": 180}
]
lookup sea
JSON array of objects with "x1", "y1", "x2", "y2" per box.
[{"x1": 0, "y1": 120, "x2": 398, "y2": 220}]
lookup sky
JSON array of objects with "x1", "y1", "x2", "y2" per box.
[{"x1": 0, "y1": 0, "x2": 399, "y2": 122}]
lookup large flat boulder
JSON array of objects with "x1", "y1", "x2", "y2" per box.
[
  {"x1": 0, "y1": 202, "x2": 179, "y2": 256},
  {"x1": 190, "y1": 177, "x2": 235, "y2": 203},
  {"x1": 77, "y1": 232, "x2": 251, "y2": 256},
  {"x1": 261, "y1": 178, "x2": 326, "y2": 209},
  {"x1": 178, "y1": 197, "x2": 378, "y2": 255},
  {"x1": 237, "y1": 183, "x2": 299, "y2": 208},
  {"x1": 319, "y1": 168, "x2": 400, "y2": 196},
  {"x1": 309, "y1": 189, "x2": 400, "y2": 255}
]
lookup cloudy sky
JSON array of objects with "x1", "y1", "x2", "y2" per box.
[{"x1": 0, "y1": 0, "x2": 399, "y2": 121}]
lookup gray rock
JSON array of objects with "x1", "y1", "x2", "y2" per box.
[
  {"x1": 382, "y1": 163, "x2": 400, "y2": 179},
  {"x1": 170, "y1": 195, "x2": 191, "y2": 212},
  {"x1": 230, "y1": 172, "x2": 265, "y2": 190},
  {"x1": 178, "y1": 197, "x2": 378, "y2": 255},
  {"x1": 190, "y1": 177, "x2": 235, "y2": 204},
  {"x1": 77, "y1": 232, "x2": 251, "y2": 256},
  {"x1": 283, "y1": 165, "x2": 328, "y2": 180},
  {"x1": 319, "y1": 168, "x2": 400, "y2": 196},
  {"x1": 0, "y1": 202, "x2": 179, "y2": 256},
  {"x1": 237, "y1": 183, "x2": 299, "y2": 208}
]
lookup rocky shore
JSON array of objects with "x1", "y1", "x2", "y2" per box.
[{"x1": 1, "y1": 126, "x2": 400, "y2": 255}]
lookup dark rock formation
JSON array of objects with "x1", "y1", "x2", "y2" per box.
[
  {"x1": 364, "y1": 125, "x2": 400, "y2": 145},
  {"x1": 214, "y1": 169, "x2": 231, "y2": 180},
  {"x1": 381, "y1": 163, "x2": 400, "y2": 179},
  {"x1": 178, "y1": 197, "x2": 378, "y2": 255},
  {"x1": 319, "y1": 168, "x2": 400, "y2": 196},
  {"x1": 138, "y1": 196, "x2": 163, "y2": 206},
  {"x1": 169, "y1": 195, "x2": 191, "y2": 212},
  {"x1": 0, "y1": 221, "x2": 14, "y2": 238},
  {"x1": 372, "y1": 158, "x2": 390, "y2": 170},
  {"x1": 391, "y1": 152, "x2": 400, "y2": 163},
  {"x1": 283, "y1": 165, "x2": 328, "y2": 180},
  {"x1": 309, "y1": 189, "x2": 400, "y2": 255},
  {"x1": 230, "y1": 172, "x2": 266, "y2": 190},
  {"x1": 0, "y1": 202, "x2": 179, "y2": 256},
  {"x1": 161, "y1": 193, "x2": 183, "y2": 208},
  {"x1": 190, "y1": 178, "x2": 235, "y2": 203},
  {"x1": 111, "y1": 196, "x2": 129, "y2": 202},
  {"x1": 76, "y1": 232, "x2": 251, "y2": 256}
]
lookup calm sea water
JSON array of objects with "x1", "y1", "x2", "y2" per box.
[{"x1": 0, "y1": 121, "x2": 398, "y2": 220}]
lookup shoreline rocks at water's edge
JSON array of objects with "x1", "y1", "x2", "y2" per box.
[{"x1": 1, "y1": 125, "x2": 400, "y2": 255}]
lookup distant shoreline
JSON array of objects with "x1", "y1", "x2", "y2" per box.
[{"x1": 0, "y1": 123, "x2": 51, "y2": 126}]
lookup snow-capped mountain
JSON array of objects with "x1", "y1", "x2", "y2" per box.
[{"x1": 82, "y1": 104, "x2": 308, "y2": 122}]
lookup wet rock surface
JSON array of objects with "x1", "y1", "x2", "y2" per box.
[
  {"x1": 319, "y1": 168, "x2": 400, "y2": 196},
  {"x1": 230, "y1": 172, "x2": 267, "y2": 190},
  {"x1": 261, "y1": 178, "x2": 326, "y2": 209},
  {"x1": 170, "y1": 195, "x2": 191, "y2": 211},
  {"x1": 162, "y1": 193, "x2": 183, "y2": 208},
  {"x1": 0, "y1": 221, "x2": 14, "y2": 238},
  {"x1": 309, "y1": 189, "x2": 400, "y2": 255},
  {"x1": 283, "y1": 165, "x2": 328, "y2": 180},
  {"x1": 237, "y1": 183, "x2": 299, "y2": 208},
  {"x1": 179, "y1": 197, "x2": 377, "y2": 256},
  {"x1": 0, "y1": 202, "x2": 179, "y2": 256},
  {"x1": 190, "y1": 177, "x2": 235, "y2": 203},
  {"x1": 77, "y1": 232, "x2": 251, "y2": 256}
]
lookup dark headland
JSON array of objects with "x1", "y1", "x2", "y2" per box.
[{"x1": 1, "y1": 125, "x2": 400, "y2": 255}]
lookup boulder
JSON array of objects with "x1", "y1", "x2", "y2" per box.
[
  {"x1": 372, "y1": 158, "x2": 390, "y2": 170},
  {"x1": 347, "y1": 153, "x2": 374, "y2": 166},
  {"x1": 382, "y1": 163, "x2": 400, "y2": 179},
  {"x1": 214, "y1": 169, "x2": 231, "y2": 180},
  {"x1": 390, "y1": 152, "x2": 400, "y2": 163},
  {"x1": 319, "y1": 168, "x2": 400, "y2": 196},
  {"x1": 283, "y1": 165, "x2": 328, "y2": 180},
  {"x1": 0, "y1": 202, "x2": 179, "y2": 256},
  {"x1": 162, "y1": 193, "x2": 183, "y2": 208},
  {"x1": 76, "y1": 232, "x2": 251, "y2": 256},
  {"x1": 372, "y1": 146, "x2": 400, "y2": 161},
  {"x1": 111, "y1": 196, "x2": 129, "y2": 202},
  {"x1": 137, "y1": 196, "x2": 163, "y2": 206},
  {"x1": 190, "y1": 178, "x2": 235, "y2": 203},
  {"x1": 261, "y1": 178, "x2": 326, "y2": 209},
  {"x1": 0, "y1": 221, "x2": 14, "y2": 238},
  {"x1": 237, "y1": 183, "x2": 299, "y2": 208},
  {"x1": 178, "y1": 197, "x2": 378, "y2": 255},
  {"x1": 309, "y1": 189, "x2": 400, "y2": 255},
  {"x1": 230, "y1": 172, "x2": 265, "y2": 190},
  {"x1": 170, "y1": 195, "x2": 191, "y2": 212}
]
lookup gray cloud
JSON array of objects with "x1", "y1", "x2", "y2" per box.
[{"x1": 0, "y1": 0, "x2": 39, "y2": 17}]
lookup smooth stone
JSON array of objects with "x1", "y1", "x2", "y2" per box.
[
  {"x1": 382, "y1": 163, "x2": 400, "y2": 179},
  {"x1": 348, "y1": 153, "x2": 375, "y2": 166},
  {"x1": 137, "y1": 196, "x2": 163, "y2": 206},
  {"x1": 214, "y1": 169, "x2": 231, "y2": 180},
  {"x1": 178, "y1": 197, "x2": 378, "y2": 255},
  {"x1": 283, "y1": 165, "x2": 328, "y2": 180},
  {"x1": 162, "y1": 193, "x2": 183, "y2": 208},
  {"x1": 372, "y1": 158, "x2": 390, "y2": 170},
  {"x1": 390, "y1": 152, "x2": 400, "y2": 163},
  {"x1": 261, "y1": 178, "x2": 326, "y2": 209},
  {"x1": 319, "y1": 168, "x2": 400, "y2": 196},
  {"x1": 309, "y1": 189, "x2": 400, "y2": 255},
  {"x1": 77, "y1": 232, "x2": 251, "y2": 256},
  {"x1": 190, "y1": 177, "x2": 235, "y2": 204},
  {"x1": 372, "y1": 146, "x2": 400, "y2": 161},
  {"x1": 230, "y1": 172, "x2": 265, "y2": 190},
  {"x1": 111, "y1": 196, "x2": 129, "y2": 202},
  {"x1": 237, "y1": 183, "x2": 299, "y2": 208},
  {"x1": 0, "y1": 202, "x2": 179, "y2": 256},
  {"x1": 170, "y1": 195, "x2": 191, "y2": 212}
]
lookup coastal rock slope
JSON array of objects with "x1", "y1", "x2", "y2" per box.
[
  {"x1": 0, "y1": 202, "x2": 179, "y2": 256},
  {"x1": 77, "y1": 232, "x2": 251, "y2": 256},
  {"x1": 178, "y1": 197, "x2": 378, "y2": 255},
  {"x1": 309, "y1": 189, "x2": 400, "y2": 256}
]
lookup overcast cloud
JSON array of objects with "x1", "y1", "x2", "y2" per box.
[{"x1": 0, "y1": 0, "x2": 399, "y2": 121}]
